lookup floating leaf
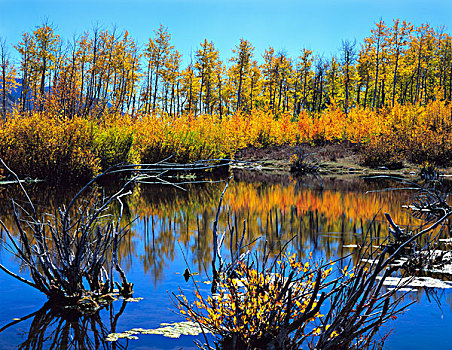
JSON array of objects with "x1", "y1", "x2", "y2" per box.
[
  {"x1": 124, "y1": 297, "x2": 143, "y2": 302},
  {"x1": 106, "y1": 321, "x2": 208, "y2": 342}
]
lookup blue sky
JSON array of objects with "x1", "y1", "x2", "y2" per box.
[{"x1": 2, "y1": 0, "x2": 452, "y2": 65}]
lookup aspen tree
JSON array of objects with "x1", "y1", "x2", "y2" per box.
[
  {"x1": 249, "y1": 60, "x2": 261, "y2": 111},
  {"x1": 144, "y1": 25, "x2": 173, "y2": 113},
  {"x1": 195, "y1": 40, "x2": 220, "y2": 114},
  {"x1": 389, "y1": 19, "x2": 413, "y2": 106},
  {"x1": 162, "y1": 50, "x2": 181, "y2": 116},
  {"x1": 274, "y1": 52, "x2": 293, "y2": 113},
  {"x1": 341, "y1": 40, "x2": 356, "y2": 115},
  {"x1": 230, "y1": 39, "x2": 254, "y2": 111},
  {"x1": 15, "y1": 32, "x2": 35, "y2": 112},
  {"x1": 262, "y1": 47, "x2": 277, "y2": 111},
  {"x1": 326, "y1": 56, "x2": 340, "y2": 103},
  {"x1": 33, "y1": 22, "x2": 60, "y2": 111},
  {"x1": 411, "y1": 24, "x2": 433, "y2": 104},
  {"x1": 312, "y1": 57, "x2": 328, "y2": 112},
  {"x1": 369, "y1": 20, "x2": 388, "y2": 110},
  {"x1": 298, "y1": 49, "x2": 314, "y2": 111}
]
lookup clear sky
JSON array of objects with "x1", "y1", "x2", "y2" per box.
[{"x1": 2, "y1": 0, "x2": 452, "y2": 64}]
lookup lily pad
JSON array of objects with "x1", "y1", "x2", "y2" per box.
[
  {"x1": 106, "y1": 321, "x2": 209, "y2": 342},
  {"x1": 387, "y1": 287, "x2": 418, "y2": 292},
  {"x1": 106, "y1": 330, "x2": 140, "y2": 341},
  {"x1": 124, "y1": 297, "x2": 143, "y2": 302}
]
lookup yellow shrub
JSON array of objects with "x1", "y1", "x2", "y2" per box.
[
  {"x1": 0, "y1": 112, "x2": 100, "y2": 181},
  {"x1": 1, "y1": 99, "x2": 451, "y2": 182}
]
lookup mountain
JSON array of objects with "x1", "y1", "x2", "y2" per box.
[
  {"x1": 0, "y1": 79, "x2": 51, "y2": 113},
  {"x1": 0, "y1": 78, "x2": 21, "y2": 115},
  {"x1": 0, "y1": 93, "x2": 14, "y2": 116}
]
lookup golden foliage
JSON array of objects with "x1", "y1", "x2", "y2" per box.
[
  {"x1": 178, "y1": 254, "x2": 334, "y2": 344},
  {"x1": 1, "y1": 96, "x2": 451, "y2": 181},
  {"x1": 0, "y1": 112, "x2": 99, "y2": 181}
]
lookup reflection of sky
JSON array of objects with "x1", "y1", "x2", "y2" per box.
[{"x1": 387, "y1": 290, "x2": 452, "y2": 350}]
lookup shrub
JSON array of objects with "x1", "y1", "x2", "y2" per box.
[
  {"x1": 0, "y1": 113, "x2": 100, "y2": 182},
  {"x1": 361, "y1": 136, "x2": 404, "y2": 169},
  {"x1": 95, "y1": 125, "x2": 135, "y2": 171},
  {"x1": 178, "y1": 253, "x2": 334, "y2": 349},
  {"x1": 1, "y1": 99, "x2": 452, "y2": 182}
]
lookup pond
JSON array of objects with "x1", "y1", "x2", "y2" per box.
[{"x1": 0, "y1": 172, "x2": 451, "y2": 349}]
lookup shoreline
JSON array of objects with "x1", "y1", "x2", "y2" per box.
[{"x1": 233, "y1": 143, "x2": 452, "y2": 179}]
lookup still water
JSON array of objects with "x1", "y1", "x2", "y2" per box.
[{"x1": 0, "y1": 173, "x2": 451, "y2": 349}]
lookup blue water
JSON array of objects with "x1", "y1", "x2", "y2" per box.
[{"x1": 0, "y1": 177, "x2": 451, "y2": 349}]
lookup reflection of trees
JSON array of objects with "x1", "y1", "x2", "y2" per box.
[
  {"x1": 0, "y1": 300, "x2": 128, "y2": 350},
  {"x1": 141, "y1": 215, "x2": 177, "y2": 285},
  {"x1": 128, "y1": 177, "x2": 444, "y2": 282},
  {"x1": 129, "y1": 183, "x2": 224, "y2": 283},
  {"x1": 0, "y1": 181, "x2": 140, "y2": 280},
  {"x1": 1, "y1": 176, "x2": 448, "y2": 286}
]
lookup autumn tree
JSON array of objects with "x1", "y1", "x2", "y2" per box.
[
  {"x1": 326, "y1": 55, "x2": 340, "y2": 105},
  {"x1": 249, "y1": 60, "x2": 262, "y2": 111},
  {"x1": 15, "y1": 32, "x2": 35, "y2": 112},
  {"x1": 230, "y1": 39, "x2": 254, "y2": 112},
  {"x1": 7, "y1": 19, "x2": 452, "y2": 119},
  {"x1": 388, "y1": 19, "x2": 412, "y2": 106},
  {"x1": 355, "y1": 47, "x2": 370, "y2": 108},
  {"x1": 298, "y1": 49, "x2": 314, "y2": 113},
  {"x1": 179, "y1": 62, "x2": 200, "y2": 115},
  {"x1": 312, "y1": 56, "x2": 328, "y2": 112},
  {"x1": 261, "y1": 47, "x2": 277, "y2": 111},
  {"x1": 274, "y1": 52, "x2": 293, "y2": 113},
  {"x1": 341, "y1": 40, "x2": 356, "y2": 115},
  {"x1": 108, "y1": 30, "x2": 141, "y2": 114},
  {"x1": 143, "y1": 25, "x2": 174, "y2": 114},
  {"x1": 162, "y1": 49, "x2": 181, "y2": 115},
  {"x1": 368, "y1": 19, "x2": 388, "y2": 110},
  {"x1": 436, "y1": 30, "x2": 452, "y2": 100},
  {"x1": 216, "y1": 61, "x2": 227, "y2": 118},
  {"x1": 33, "y1": 22, "x2": 61, "y2": 111},
  {"x1": 195, "y1": 39, "x2": 221, "y2": 114}
]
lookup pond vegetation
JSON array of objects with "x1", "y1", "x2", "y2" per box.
[{"x1": 171, "y1": 174, "x2": 452, "y2": 349}]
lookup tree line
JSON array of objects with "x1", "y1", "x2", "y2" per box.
[{"x1": 1, "y1": 19, "x2": 452, "y2": 120}]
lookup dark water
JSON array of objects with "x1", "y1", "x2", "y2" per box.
[{"x1": 0, "y1": 174, "x2": 451, "y2": 349}]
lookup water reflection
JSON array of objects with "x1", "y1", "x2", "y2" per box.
[
  {"x1": 129, "y1": 176, "x2": 439, "y2": 282},
  {"x1": 0, "y1": 174, "x2": 450, "y2": 349},
  {"x1": 0, "y1": 176, "x2": 443, "y2": 284},
  {"x1": 0, "y1": 300, "x2": 128, "y2": 350}
]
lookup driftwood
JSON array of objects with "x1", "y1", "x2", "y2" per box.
[
  {"x1": 0, "y1": 158, "x2": 232, "y2": 310},
  {"x1": 0, "y1": 160, "x2": 137, "y2": 307}
]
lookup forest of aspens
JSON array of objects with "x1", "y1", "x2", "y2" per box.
[{"x1": 1, "y1": 19, "x2": 452, "y2": 181}]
